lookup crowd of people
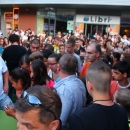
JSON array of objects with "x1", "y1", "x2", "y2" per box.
[{"x1": 0, "y1": 28, "x2": 130, "y2": 130}]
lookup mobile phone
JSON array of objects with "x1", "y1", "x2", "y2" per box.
[{"x1": 4, "y1": 106, "x2": 9, "y2": 110}]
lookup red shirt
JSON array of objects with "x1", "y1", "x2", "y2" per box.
[
  {"x1": 80, "y1": 62, "x2": 91, "y2": 76},
  {"x1": 110, "y1": 81, "x2": 130, "y2": 100}
]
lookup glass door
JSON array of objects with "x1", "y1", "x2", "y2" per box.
[{"x1": 86, "y1": 24, "x2": 109, "y2": 37}]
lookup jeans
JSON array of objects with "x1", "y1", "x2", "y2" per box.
[{"x1": 0, "y1": 92, "x2": 14, "y2": 110}]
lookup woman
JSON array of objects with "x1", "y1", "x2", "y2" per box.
[
  {"x1": 48, "y1": 54, "x2": 61, "y2": 82},
  {"x1": 30, "y1": 59, "x2": 54, "y2": 89}
]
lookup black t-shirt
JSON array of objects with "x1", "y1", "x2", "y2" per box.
[
  {"x1": 69, "y1": 103, "x2": 129, "y2": 130},
  {"x1": 2, "y1": 45, "x2": 26, "y2": 71}
]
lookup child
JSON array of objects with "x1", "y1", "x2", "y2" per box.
[
  {"x1": 114, "y1": 89, "x2": 130, "y2": 129},
  {"x1": 4, "y1": 67, "x2": 31, "y2": 118},
  {"x1": 30, "y1": 59, "x2": 54, "y2": 89},
  {"x1": 110, "y1": 59, "x2": 130, "y2": 100},
  {"x1": 9, "y1": 67, "x2": 31, "y2": 98}
]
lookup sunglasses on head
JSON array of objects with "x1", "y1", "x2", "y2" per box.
[{"x1": 20, "y1": 91, "x2": 57, "y2": 120}]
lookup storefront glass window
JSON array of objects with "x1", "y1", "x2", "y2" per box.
[
  {"x1": 37, "y1": 9, "x2": 75, "y2": 36},
  {"x1": 121, "y1": 11, "x2": 130, "y2": 37}
]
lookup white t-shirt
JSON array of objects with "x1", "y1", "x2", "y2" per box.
[{"x1": 0, "y1": 57, "x2": 7, "y2": 96}]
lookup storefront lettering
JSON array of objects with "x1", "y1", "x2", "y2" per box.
[{"x1": 90, "y1": 16, "x2": 112, "y2": 23}]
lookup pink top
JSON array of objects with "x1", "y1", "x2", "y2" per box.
[{"x1": 46, "y1": 80, "x2": 55, "y2": 89}]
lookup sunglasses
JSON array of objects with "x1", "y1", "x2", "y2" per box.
[{"x1": 21, "y1": 91, "x2": 57, "y2": 120}]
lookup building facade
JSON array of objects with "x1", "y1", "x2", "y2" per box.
[{"x1": 0, "y1": 0, "x2": 130, "y2": 36}]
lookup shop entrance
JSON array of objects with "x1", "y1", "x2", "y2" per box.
[
  {"x1": 44, "y1": 18, "x2": 67, "y2": 36},
  {"x1": 85, "y1": 24, "x2": 109, "y2": 37}
]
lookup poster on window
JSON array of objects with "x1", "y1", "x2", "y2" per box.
[
  {"x1": 44, "y1": 23, "x2": 54, "y2": 31},
  {"x1": 109, "y1": 24, "x2": 120, "y2": 35},
  {"x1": 67, "y1": 21, "x2": 74, "y2": 31},
  {"x1": 74, "y1": 22, "x2": 84, "y2": 36}
]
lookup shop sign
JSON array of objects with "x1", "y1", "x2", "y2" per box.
[
  {"x1": 76, "y1": 15, "x2": 120, "y2": 25},
  {"x1": 4, "y1": 12, "x2": 13, "y2": 21}
]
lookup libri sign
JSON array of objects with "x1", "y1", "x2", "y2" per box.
[{"x1": 76, "y1": 15, "x2": 120, "y2": 25}]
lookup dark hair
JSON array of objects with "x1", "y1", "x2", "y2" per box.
[
  {"x1": 67, "y1": 37, "x2": 75, "y2": 46},
  {"x1": 75, "y1": 38, "x2": 84, "y2": 45},
  {"x1": 29, "y1": 51, "x2": 44, "y2": 62},
  {"x1": 9, "y1": 67, "x2": 31, "y2": 90},
  {"x1": 99, "y1": 54, "x2": 113, "y2": 68},
  {"x1": 122, "y1": 52, "x2": 130, "y2": 61},
  {"x1": 116, "y1": 37, "x2": 121, "y2": 43},
  {"x1": 95, "y1": 44, "x2": 102, "y2": 54},
  {"x1": 106, "y1": 39, "x2": 112, "y2": 43},
  {"x1": 44, "y1": 44, "x2": 54, "y2": 52},
  {"x1": 14, "y1": 85, "x2": 62, "y2": 124},
  {"x1": 31, "y1": 59, "x2": 51, "y2": 86},
  {"x1": 42, "y1": 50, "x2": 52, "y2": 59},
  {"x1": 30, "y1": 38, "x2": 40, "y2": 45},
  {"x1": 113, "y1": 52, "x2": 121, "y2": 61},
  {"x1": 19, "y1": 55, "x2": 30, "y2": 66},
  {"x1": 113, "y1": 59, "x2": 130, "y2": 77},
  {"x1": 23, "y1": 42, "x2": 30, "y2": 49},
  {"x1": 3, "y1": 37, "x2": 9, "y2": 44},
  {"x1": 48, "y1": 54, "x2": 61, "y2": 63},
  {"x1": 59, "y1": 44, "x2": 65, "y2": 48},
  {"x1": 86, "y1": 60, "x2": 111, "y2": 93},
  {"x1": 9, "y1": 34, "x2": 19, "y2": 43},
  {"x1": 59, "y1": 54, "x2": 78, "y2": 74},
  {"x1": 2, "y1": 43, "x2": 7, "y2": 48}
]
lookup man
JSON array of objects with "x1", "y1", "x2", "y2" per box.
[
  {"x1": 69, "y1": 60, "x2": 129, "y2": 130},
  {"x1": 80, "y1": 42, "x2": 101, "y2": 76},
  {"x1": 15, "y1": 85, "x2": 62, "y2": 130},
  {"x1": 27, "y1": 38, "x2": 40, "y2": 55},
  {"x1": 75, "y1": 38, "x2": 85, "y2": 55},
  {"x1": 30, "y1": 39, "x2": 40, "y2": 53},
  {"x1": 2, "y1": 34, "x2": 26, "y2": 99},
  {"x1": 54, "y1": 54, "x2": 86, "y2": 130},
  {"x1": 66, "y1": 38, "x2": 81, "y2": 73},
  {"x1": 44, "y1": 44, "x2": 54, "y2": 53}
]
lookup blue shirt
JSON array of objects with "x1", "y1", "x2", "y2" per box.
[
  {"x1": 54, "y1": 75, "x2": 86, "y2": 129},
  {"x1": 0, "y1": 46, "x2": 3, "y2": 54}
]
